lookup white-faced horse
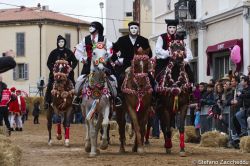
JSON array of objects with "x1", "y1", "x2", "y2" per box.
[{"x1": 81, "y1": 42, "x2": 111, "y2": 157}]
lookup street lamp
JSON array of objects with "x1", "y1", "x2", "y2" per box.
[
  {"x1": 99, "y1": 2, "x2": 104, "y2": 24},
  {"x1": 178, "y1": 3, "x2": 188, "y2": 20}
]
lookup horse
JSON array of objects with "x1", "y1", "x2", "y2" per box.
[
  {"x1": 81, "y1": 42, "x2": 112, "y2": 157},
  {"x1": 116, "y1": 49, "x2": 154, "y2": 153},
  {"x1": 47, "y1": 59, "x2": 74, "y2": 146},
  {"x1": 155, "y1": 39, "x2": 192, "y2": 156}
]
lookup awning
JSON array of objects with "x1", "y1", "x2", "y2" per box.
[{"x1": 206, "y1": 39, "x2": 243, "y2": 76}]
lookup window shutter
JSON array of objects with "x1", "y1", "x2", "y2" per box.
[
  {"x1": 24, "y1": 63, "x2": 29, "y2": 80},
  {"x1": 13, "y1": 66, "x2": 17, "y2": 80}
]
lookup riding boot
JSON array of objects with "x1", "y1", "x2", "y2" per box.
[
  {"x1": 114, "y1": 96, "x2": 122, "y2": 107},
  {"x1": 72, "y1": 96, "x2": 82, "y2": 106}
]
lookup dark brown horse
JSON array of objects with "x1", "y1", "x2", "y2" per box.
[
  {"x1": 155, "y1": 40, "x2": 192, "y2": 156},
  {"x1": 116, "y1": 49, "x2": 154, "y2": 153},
  {"x1": 47, "y1": 60, "x2": 74, "y2": 146}
]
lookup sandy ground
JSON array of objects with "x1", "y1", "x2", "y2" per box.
[{"x1": 8, "y1": 115, "x2": 250, "y2": 166}]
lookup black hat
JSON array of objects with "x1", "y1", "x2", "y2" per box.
[
  {"x1": 90, "y1": 21, "x2": 104, "y2": 35},
  {"x1": 128, "y1": 21, "x2": 140, "y2": 27},
  {"x1": 57, "y1": 35, "x2": 66, "y2": 48},
  {"x1": 176, "y1": 31, "x2": 186, "y2": 40},
  {"x1": 165, "y1": 19, "x2": 179, "y2": 26}
]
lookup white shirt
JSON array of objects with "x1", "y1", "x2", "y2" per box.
[
  {"x1": 129, "y1": 35, "x2": 137, "y2": 45},
  {"x1": 155, "y1": 35, "x2": 193, "y2": 62},
  {"x1": 75, "y1": 34, "x2": 113, "y2": 62}
]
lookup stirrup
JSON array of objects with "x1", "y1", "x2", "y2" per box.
[
  {"x1": 115, "y1": 97, "x2": 122, "y2": 107},
  {"x1": 72, "y1": 97, "x2": 81, "y2": 106}
]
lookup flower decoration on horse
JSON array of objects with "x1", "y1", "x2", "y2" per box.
[
  {"x1": 53, "y1": 59, "x2": 72, "y2": 81},
  {"x1": 169, "y1": 34, "x2": 186, "y2": 61}
]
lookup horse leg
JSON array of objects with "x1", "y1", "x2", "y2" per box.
[
  {"x1": 56, "y1": 114, "x2": 62, "y2": 140},
  {"x1": 100, "y1": 104, "x2": 110, "y2": 150},
  {"x1": 116, "y1": 105, "x2": 126, "y2": 153},
  {"x1": 84, "y1": 120, "x2": 91, "y2": 152},
  {"x1": 89, "y1": 119, "x2": 98, "y2": 157},
  {"x1": 64, "y1": 108, "x2": 72, "y2": 147},
  {"x1": 179, "y1": 105, "x2": 188, "y2": 157},
  {"x1": 158, "y1": 105, "x2": 172, "y2": 153},
  {"x1": 128, "y1": 105, "x2": 143, "y2": 153},
  {"x1": 47, "y1": 106, "x2": 53, "y2": 146}
]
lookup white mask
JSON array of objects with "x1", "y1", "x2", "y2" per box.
[
  {"x1": 167, "y1": 26, "x2": 177, "y2": 35},
  {"x1": 58, "y1": 39, "x2": 65, "y2": 48},
  {"x1": 129, "y1": 25, "x2": 139, "y2": 36},
  {"x1": 89, "y1": 26, "x2": 96, "y2": 34}
]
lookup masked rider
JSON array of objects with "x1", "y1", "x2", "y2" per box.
[
  {"x1": 111, "y1": 21, "x2": 153, "y2": 106},
  {"x1": 74, "y1": 21, "x2": 118, "y2": 105}
]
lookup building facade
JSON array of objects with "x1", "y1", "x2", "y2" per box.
[
  {"x1": 143, "y1": 0, "x2": 250, "y2": 83},
  {"x1": 105, "y1": 0, "x2": 134, "y2": 42},
  {"x1": 0, "y1": 5, "x2": 89, "y2": 95}
]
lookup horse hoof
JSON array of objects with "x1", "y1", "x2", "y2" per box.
[
  {"x1": 56, "y1": 134, "x2": 62, "y2": 140},
  {"x1": 65, "y1": 139, "x2": 70, "y2": 147},
  {"x1": 137, "y1": 147, "x2": 144, "y2": 154},
  {"x1": 179, "y1": 150, "x2": 186, "y2": 157},
  {"x1": 166, "y1": 148, "x2": 171, "y2": 154},
  {"x1": 48, "y1": 140, "x2": 53, "y2": 146},
  {"x1": 89, "y1": 152, "x2": 97, "y2": 157},
  {"x1": 100, "y1": 139, "x2": 108, "y2": 150},
  {"x1": 119, "y1": 147, "x2": 125, "y2": 153},
  {"x1": 85, "y1": 143, "x2": 91, "y2": 152},
  {"x1": 132, "y1": 146, "x2": 137, "y2": 152},
  {"x1": 145, "y1": 140, "x2": 150, "y2": 145},
  {"x1": 96, "y1": 149, "x2": 100, "y2": 154}
]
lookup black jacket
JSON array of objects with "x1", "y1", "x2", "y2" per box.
[
  {"x1": 112, "y1": 35, "x2": 152, "y2": 74},
  {"x1": 47, "y1": 48, "x2": 77, "y2": 83},
  {"x1": 237, "y1": 86, "x2": 250, "y2": 109}
]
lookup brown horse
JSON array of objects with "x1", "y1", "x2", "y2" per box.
[
  {"x1": 47, "y1": 60, "x2": 74, "y2": 146},
  {"x1": 155, "y1": 40, "x2": 192, "y2": 156},
  {"x1": 116, "y1": 49, "x2": 153, "y2": 153}
]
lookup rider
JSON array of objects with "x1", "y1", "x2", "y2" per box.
[
  {"x1": 44, "y1": 35, "x2": 78, "y2": 109},
  {"x1": 111, "y1": 21, "x2": 153, "y2": 105},
  {"x1": 155, "y1": 19, "x2": 194, "y2": 83},
  {"x1": 74, "y1": 21, "x2": 118, "y2": 105}
]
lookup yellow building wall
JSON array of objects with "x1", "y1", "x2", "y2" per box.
[{"x1": 0, "y1": 24, "x2": 89, "y2": 95}]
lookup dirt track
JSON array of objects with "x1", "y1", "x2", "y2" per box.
[{"x1": 9, "y1": 115, "x2": 250, "y2": 166}]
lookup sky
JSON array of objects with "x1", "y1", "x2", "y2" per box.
[{"x1": 0, "y1": 0, "x2": 105, "y2": 23}]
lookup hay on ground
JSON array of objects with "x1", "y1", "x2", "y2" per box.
[
  {"x1": 240, "y1": 136, "x2": 250, "y2": 153},
  {"x1": 172, "y1": 126, "x2": 199, "y2": 143},
  {"x1": 200, "y1": 131, "x2": 228, "y2": 147},
  {"x1": 0, "y1": 135, "x2": 22, "y2": 166},
  {"x1": 109, "y1": 121, "x2": 118, "y2": 130}
]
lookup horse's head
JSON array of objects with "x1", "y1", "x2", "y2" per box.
[
  {"x1": 53, "y1": 60, "x2": 72, "y2": 83},
  {"x1": 132, "y1": 54, "x2": 150, "y2": 74},
  {"x1": 91, "y1": 42, "x2": 108, "y2": 72}
]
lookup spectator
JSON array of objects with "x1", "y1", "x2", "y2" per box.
[
  {"x1": 201, "y1": 83, "x2": 215, "y2": 107},
  {"x1": 37, "y1": 77, "x2": 45, "y2": 97},
  {"x1": 233, "y1": 76, "x2": 250, "y2": 137},
  {"x1": 32, "y1": 101, "x2": 40, "y2": 124},
  {"x1": 189, "y1": 83, "x2": 201, "y2": 125}
]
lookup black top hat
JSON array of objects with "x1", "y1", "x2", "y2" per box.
[
  {"x1": 128, "y1": 21, "x2": 140, "y2": 27},
  {"x1": 165, "y1": 19, "x2": 179, "y2": 26}
]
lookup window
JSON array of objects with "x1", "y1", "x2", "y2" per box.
[
  {"x1": 192, "y1": 38, "x2": 198, "y2": 57},
  {"x1": 213, "y1": 52, "x2": 230, "y2": 80},
  {"x1": 65, "y1": 33, "x2": 71, "y2": 49},
  {"x1": 13, "y1": 63, "x2": 29, "y2": 80},
  {"x1": 190, "y1": 60, "x2": 198, "y2": 83},
  {"x1": 16, "y1": 33, "x2": 25, "y2": 56},
  {"x1": 125, "y1": 12, "x2": 132, "y2": 17}
]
